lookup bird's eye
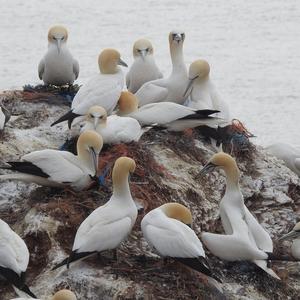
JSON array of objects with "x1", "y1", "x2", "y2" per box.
[
  {"x1": 53, "y1": 37, "x2": 57, "y2": 40},
  {"x1": 146, "y1": 48, "x2": 149, "y2": 52},
  {"x1": 89, "y1": 114, "x2": 94, "y2": 118},
  {"x1": 61, "y1": 36, "x2": 65, "y2": 40},
  {"x1": 181, "y1": 33, "x2": 185, "y2": 38},
  {"x1": 137, "y1": 49, "x2": 142, "y2": 52},
  {"x1": 172, "y1": 34, "x2": 176, "y2": 38}
]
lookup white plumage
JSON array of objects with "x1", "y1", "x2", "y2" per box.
[
  {"x1": 51, "y1": 49, "x2": 127, "y2": 128},
  {"x1": 200, "y1": 152, "x2": 280, "y2": 279},
  {"x1": 0, "y1": 106, "x2": 10, "y2": 131},
  {"x1": 38, "y1": 25, "x2": 79, "y2": 86},
  {"x1": 266, "y1": 142, "x2": 300, "y2": 176},
  {"x1": 185, "y1": 60, "x2": 230, "y2": 121},
  {"x1": 126, "y1": 39, "x2": 162, "y2": 93},
  {"x1": 52, "y1": 157, "x2": 137, "y2": 269},
  {"x1": 135, "y1": 31, "x2": 188, "y2": 106},
  {"x1": 0, "y1": 131, "x2": 103, "y2": 191},
  {"x1": 82, "y1": 109, "x2": 145, "y2": 144}
]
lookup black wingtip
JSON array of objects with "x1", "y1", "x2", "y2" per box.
[
  {"x1": 52, "y1": 250, "x2": 96, "y2": 270},
  {"x1": 51, "y1": 110, "x2": 80, "y2": 129},
  {"x1": 173, "y1": 257, "x2": 222, "y2": 283},
  {"x1": 21, "y1": 284, "x2": 38, "y2": 298}
]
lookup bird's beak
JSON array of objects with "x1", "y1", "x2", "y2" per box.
[
  {"x1": 278, "y1": 230, "x2": 300, "y2": 241},
  {"x1": 93, "y1": 117, "x2": 100, "y2": 129},
  {"x1": 183, "y1": 76, "x2": 198, "y2": 98},
  {"x1": 198, "y1": 162, "x2": 217, "y2": 177},
  {"x1": 140, "y1": 50, "x2": 147, "y2": 61},
  {"x1": 56, "y1": 38, "x2": 62, "y2": 54},
  {"x1": 173, "y1": 34, "x2": 182, "y2": 43},
  {"x1": 89, "y1": 147, "x2": 99, "y2": 174},
  {"x1": 118, "y1": 58, "x2": 128, "y2": 67}
]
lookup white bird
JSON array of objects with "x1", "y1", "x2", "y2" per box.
[
  {"x1": 51, "y1": 48, "x2": 128, "y2": 128},
  {"x1": 0, "y1": 130, "x2": 103, "y2": 191},
  {"x1": 38, "y1": 25, "x2": 79, "y2": 86},
  {"x1": 135, "y1": 30, "x2": 188, "y2": 106},
  {"x1": 199, "y1": 152, "x2": 280, "y2": 279},
  {"x1": 10, "y1": 289, "x2": 77, "y2": 300},
  {"x1": 126, "y1": 39, "x2": 162, "y2": 93},
  {"x1": 184, "y1": 60, "x2": 230, "y2": 121},
  {"x1": 266, "y1": 143, "x2": 300, "y2": 176},
  {"x1": 278, "y1": 222, "x2": 300, "y2": 260},
  {"x1": 81, "y1": 105, "x2": 146, "y2": 144},
  {"x1": 141, "y1": 202, "x2": 221, "y2": 282},
  {"x1": 117, "y1": 91, "x2": 223, "y2": 131},
  {"x1": 0, "y1": 105, "x2": 10, "y2": 132},
  {"x1": 52, "y1": 157, "x2": 138, "y2": 269},
  {"x1": 0, "y1": 219, "x2": 36, "y2": 298}
]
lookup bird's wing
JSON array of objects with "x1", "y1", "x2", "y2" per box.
[
  {"x1": 38, "y1": 59, "x2": 45, "y2": 80},
  {"x1": 143, "y1": 219, "x2": 204, "y2": 258},
  {"x1": 72, "y1": 73, "x2": 123, "y2": 115},
  {"x1": 243, "y1": 205, "x2": 273, "y2": 252},
  {"x1": 73, "y1": 207, "x2": 132, "y2": 252},
  {"x1": 22, "y1": 149, "x2": 84, "y2": 183},
  {"x1": 135, "y1": 81, "x2": 168, "y2": 106},
  {"x1": 130, "y1": 102, "x2": 196, "y2": 125},
  {"x1": 73, "y1": 59, "x2": 80, "y2": 79}
]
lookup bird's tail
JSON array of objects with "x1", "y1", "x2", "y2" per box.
[
  {"x1": 52, "y1": 250, "x2": 96, "y2": 270},
  {"x1": 174, "y1": 257, "x2": 222, "y2": 283},
  {"x1": 253, "y1": 259, "x2": 281, "y2": 280},
  {"x1": 51, "y1": 110, "x2": 80, "y2": 129}
]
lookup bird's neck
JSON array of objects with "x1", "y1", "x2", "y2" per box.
[
  {"x1": 170, "y1": 43, "x2": 186, "y2": 74},
  {"x1": 112, "y1": 169, "x2": 132, "y2": 198},
  {"x1": 223, "y1": 164, "x2": 240, "y2": 192},
  {"x1": 77, "y1": 146, "x2": 95, "y2": 175}
]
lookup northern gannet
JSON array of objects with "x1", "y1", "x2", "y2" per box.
[
  {"x1": 82, "y1": 105, "x2": 146, "y2": 144},
  {"x1": 199, "y1": 152, "x2": 280, "y2": 279},
  {"x1": 278, "y1": 222, "x2": 300, "y2": 260},
  {"x1": 141, "y1": 203, "x2": 221, "y2": 282},
  {"x1": 52, "y1": 157, "x2": 138, "y2": 269},
  {"x1": 0, "y1": 105, "x2": 10, "y2": 132},
  {"x1": 0, "y1": 219, "x2": 36, "y2": 298},
  {"x1": 38, "y1": 25, "x2": 79, "y2": 86},
  {"x1": 10, "y1": 288, "x2": 77, "y2": 300},
  {"x1": 266, "y1": 143, "x2": 300, "y2": 176},
  {"x1": 184, "y1": 60, "x2": 230, "y2": 121},
  {"x1": 135, "y1": 30, "x2": 188, "y2": 106},
  {"x1": 126, "y1": 39, "x2": 163, "y2": 93},
  {"x1": 0, "y1": 131, "x2": 103, "y2": 191},
  {"x1": 117, "y1": 91, "x2": 223, "y2": 131},
  {"x1": 51, "y1": 49, "x2": 128, "y2": 128}
]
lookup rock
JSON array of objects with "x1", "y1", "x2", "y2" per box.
[{"x1": 0, "y1": 90, "x2": 299, "y2": 299}]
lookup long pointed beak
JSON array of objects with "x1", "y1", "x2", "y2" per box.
[
  {"x1": 118, "y1": 58, "x2": 128, "y2": 67},
  {"x1": 89, "y1": 147, "x2": 99, "y2": 174},
  {"x1": 197, "y1": 162, "x2": 217, "y2": 177},
  {"x1": 93, "y1": 117, "x2": 100, "y2": 129},
  {"x1": 183, "y1": 76, "x2": 198, "y2": 98},
  {"x1": 278, "y1": 230, "x2": 300, "y2": 241},
  {"x1": 56, "y1": 39, "x2": 61, "y2": 54},
  {"x1": 140, "y1": 50, "x2": 147, "y2": 61}
]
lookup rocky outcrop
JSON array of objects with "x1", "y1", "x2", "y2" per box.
[{"x1": 0, "y1": 89, "x2": 299, "y2": 300}]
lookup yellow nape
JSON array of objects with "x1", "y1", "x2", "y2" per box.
[
  {"x1": 118, "y1": 91, "x2": 139, "y2": 114},
  {"x1": 52, "y1": 289, "x2": 77, "y2": 300},
  {"x1": 98, "y1": 48, "x2": 121, "y2": 74},
  {"x1": 162, "y1": 202, "x2": 192, "y2": 226},
  {"x1": 189, "y1": 59, "x2": 210, "y2": 79},
  {"x1": 48, "y1": 25, "x2": 68, "y2": 41},
  {"x1": 77, "y1": 130, "x2": 103, "y2": 153}
]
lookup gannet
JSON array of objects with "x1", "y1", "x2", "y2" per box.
[
  {"x1": 117, "y1": 91, "x2": 223, "y2": 131},
  {"x1": 141, "y1": 203, "x2": 221, "y2": 282},
  {"x1": 0, "y1": 105, "x2": 10, "y2": 132},
  {"x1": 278, "y1": 222, "x2": 300, "y2": 260},
  {"x1": 38, "y1": 25, "x2": 79, "y2": 86},
  {"x1": 126, "y1": 39, "x2": 163, "y2": 93},
  {"x1": 11, "y1": 288, "x2": 77, "y2": 300},
  {"x1": 51, "y1": 48, "x2": 128, "y2": 128},
  {"x1": 52, "y1": 157, "x2": 138, "y2": 269},
  {"x1": 0, "y1": 219, "x2": 36, "y2": 298},
  {"x1": 266, "y1": 143, "x2": 300, "y2": 176},
  {"x1": 135, "y1": 30, "x2": 188, "y2": 106},
  {"x1": 0, "y1": 131, "x2": 103, "y2": 191},
  {"x1": 199, "y1": 152, "x2": 280, "y2": 279},
  {"x1": 82, "y1": 105, "x2": 146, "y2": 144},
  {"x1": 184, "y1": 60, "x2": 230, "y2": 121}
]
